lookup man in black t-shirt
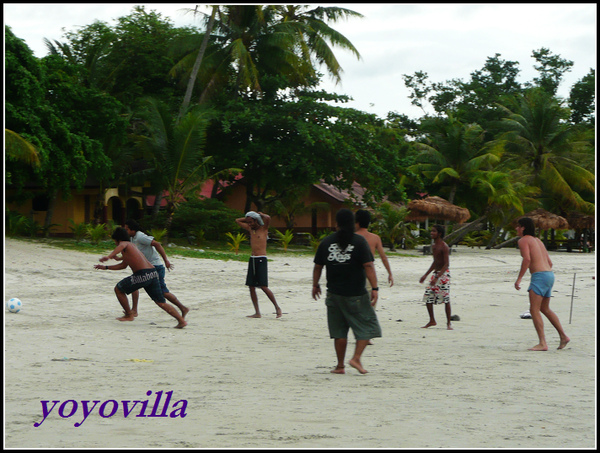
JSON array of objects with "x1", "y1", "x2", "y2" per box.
[{"x1": 312, "y1": 209, "x2": 382, "y2": 374}]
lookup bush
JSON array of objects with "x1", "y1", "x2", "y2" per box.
[{"x1": 168, "y1": 198, "x2": 242, "y2": 240}]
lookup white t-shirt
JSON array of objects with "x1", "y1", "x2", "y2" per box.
[{"x1": 132, "y1": 231, "x2": 162, "y2": 266}]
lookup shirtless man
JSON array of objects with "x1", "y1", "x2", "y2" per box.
[
  {"x1": 419, "y1": 225, "x2": 453, "y2": 330},
  {"x1": 235, "y1": 211, "x2": 282, "y2": 318},
  {"x1": 355, "y1": 209, "x2": 394, "y2": 291},
  {"x1": 515, "y1": 217, "x2": 570, "y2": 351},
  {"x1": 355, "y1": 209, "x2": 393, "y2": 345},
  {"x1": 94, "y1": 227, "x2": 187, "y2": 328}
]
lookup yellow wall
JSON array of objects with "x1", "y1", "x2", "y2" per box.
[{"x1": 6, "y1": 187, "x2": 144, "y2": 235}]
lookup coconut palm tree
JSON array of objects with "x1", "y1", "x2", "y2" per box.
[
  {"x1": 171, "y1": 5, "x2": 362, "y2": 104},
  {"x1": 273, "y1": 5, "x2": 362, "y2": 85},
  {"x1": 494, "y1": 88, "x2": 595, "y2": 215},
  {"x1": 409, "y1": 114, "x2": 501, "y2": 204},
  {"x1": 5, "y1": 129, "x2": 40, "y2": 167},
  {"x1": 131, "y1": 98, "x2": 213, "y2": 236}
]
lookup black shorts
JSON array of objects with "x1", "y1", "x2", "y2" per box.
[
  {"x1": 245, "y1": 256, "x2": 268, "y2": 287},
  {"x1": 116, "y1": 268, "x2": 166, "y2": 304}
]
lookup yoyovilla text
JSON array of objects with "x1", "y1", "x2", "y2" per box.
[{"x1": 34, "y1": 390, "x2": 187, "y2": 427}]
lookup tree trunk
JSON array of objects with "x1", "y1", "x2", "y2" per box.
[
  {"x1": 178, "y1": 6, "x2": 217, "y2": 121},
  {"x1": 445, "y1": 215, "x2": 488, "y2": 246},
  {"x1": 152, "y1": 191, "x2": 163, "y2": 218},
  {"x1": 493, "y1": 236, "x2": 519, "y2": 249}
]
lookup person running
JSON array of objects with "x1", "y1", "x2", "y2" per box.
[
  {"x1": 123, "y1": 219, "x2": 188, "y2": 320},
  {"x1": 419, "y1": 224, "x2": 453, "y2": 330},
  {"x1": 235, "y1": 211, "x2": 282, "y2": 318},
  {"x1": 312, "y1": 209, "x2": 382, "y2": 374},
  {"x1": 94, "y1": 227, "x2": 187, "y2": 328},
  {"x1": 515, "y1": 217, "x2": 570, "y2": 351}
]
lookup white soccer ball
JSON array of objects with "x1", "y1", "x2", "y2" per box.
[{"x1": 7, "y1": 298, "x2": 22, "y2": 313}]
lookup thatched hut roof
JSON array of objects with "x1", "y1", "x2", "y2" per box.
[
  {"x1": 406, "y1": 196, "x2": 471, "y2": 224},
  {"x1": 565, "y1": 211, "x2": 595, "y2": 230},
  {"x1": 518, "y1": 209, "x2": 569, "y2": 230}
]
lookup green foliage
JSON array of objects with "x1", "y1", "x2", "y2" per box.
[
  {"x1": 86, "y1": 223, "x2": 110, "y2": 244},
  {"x1": 307, "y1": 230, "x2": 331, "y2": 252},
  {"x1": 459, "y1": 231, "x2": 493, "y2": 248},
  {"x1": 225, "y1": 232, "x2": 247, "y2": 255},
  {"x1": 273, "y1": 229, "x2": 294, "y2": 251},
  {"x1": 371, "y1": 203, "x2": 417, "y2": 251},
  {"x1": 149, "y1": 228, "x2": 168, "y2": 243},
  {"x1": 167, "y1": 198, "x2": 242, "y2": 241},
  {"x1": 68, "y1": 219, "x2": 89, "y2": 242}
]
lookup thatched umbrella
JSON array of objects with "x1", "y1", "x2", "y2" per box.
[
  {"x1": 518, "y1": 208, "x2": 569, "y2": 230},
  {"x1": 565, "y1": 211, "x2": 595, "y2": 230},
  {"x1": 406, "y1": 196, "x2": 471, "y2": 224}
]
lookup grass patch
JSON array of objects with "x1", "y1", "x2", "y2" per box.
[{"x1": 6, "y1": 236, "x2": 419, "y2": 261}]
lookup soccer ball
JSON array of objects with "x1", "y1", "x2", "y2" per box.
[{"x1": 7, "y1": 298, "x2": 22, "y2": 313}]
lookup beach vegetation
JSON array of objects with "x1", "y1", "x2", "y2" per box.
[
  {"x1": 273, "y1": 229, "x2": 295, "y2": 251},
  {"x1": 5, "y1": 8, "x2": 594, "y2": 247}
]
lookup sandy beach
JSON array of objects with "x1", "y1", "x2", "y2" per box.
[{"x1": 4, "y1": 237, "x2": 596, "y2": 448}]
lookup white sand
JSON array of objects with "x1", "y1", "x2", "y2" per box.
[{"x1": 4, "y1": 237, "x2": 596, "y2": 448}]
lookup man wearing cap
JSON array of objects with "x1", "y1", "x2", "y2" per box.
[{"x1": 235, "y1": 211, "x2": 282, "y2": 318}]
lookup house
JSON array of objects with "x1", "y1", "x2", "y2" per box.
[{"x1": 6, "y1": 178, "x2": 367, "y2": 236}]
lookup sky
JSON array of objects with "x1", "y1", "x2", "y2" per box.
[{"x1": 4, "y1": 3, "x2": 597, "y2": 119}]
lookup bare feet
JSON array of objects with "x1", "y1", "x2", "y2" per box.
[
  {"x1": 174, "y1": 320, "x2": 187, "y2": 329},
  {"x1": 181, "y1": 306, "x2": 190, "y2": 318},
  {"x1": 349, "y1": 358, "x2": 368, "y2": 374},
  {"x1": 421, "y1": 321, "x2": 436, "y2": 328},
  {"x1": 330, "y1": 366, "x2": 345, "y2": 374},
  {"x1": 132, "y1": 311, "x2": 138, "y2": 318},
  {"x1": 558, "y1": 337, "x2": 571, "y2": 350},
  {"x1": 117, "y1": 314, "x2": 135, "y2": 322},
  {"x1": 447, "y1": 323, "x2": 453, "y2": 330},
  {"x1": 275, "y1": 308, "x2": 282, "y2": 318},
  {"x1": 247, "y1": 313, "x2": 262, "y2": 318},
  {"x1": 528, "y1": 344, "x2": 549, "y2": 351}
]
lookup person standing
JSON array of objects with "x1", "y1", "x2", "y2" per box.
[
  {"x1": 355, "y1": 209, "x2": 394, "y2": 290},
  {"x1": 94, "y1": 227, "x2": 187, "y2": 328},
  {"x1": 514, "y1": 217, "x2": 570, "y2": 351},
  {"x1": 312, "y1": 209, "x2": 382, "y2": 374},
  {"x1": 124, "y1": 219, "x2": 188, "y2": 320},
  {"x1": 235, "y1": 211, "x2": 282, "y2": 318},
  {"x1": 419, "y1": 224, "x2": 453, "y2": 330}
]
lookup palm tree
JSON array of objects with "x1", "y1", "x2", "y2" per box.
[
  {"x1": 494, "y1": 88, "x2": 595, "y2": 215},
  {"x1": 5, "y1": 129, "x2": 40, "y2": 167},
  {"x1": 132, "y1": 98, "x2": 213, "y2": 236},
  {"x1": 409, "y1": 114, "x2": 501, "y2": 204},
  {"x1": 171, "y1": 5, "x2": 363, "y2": 104},
  {"x1": 468, "y1": 170, "x2": 540, "y2": 248},
  {"x1": 273, "y1": 5, "x2": 362, "y2": 85}
]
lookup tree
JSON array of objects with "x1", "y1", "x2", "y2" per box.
[
  {"x1": 529, "y1": 47, "x2": 574, "y2": 96},
  {"x1": 409, "y1": 114, "x2": 501, "y2": 204},
  {"x1": 5, "y1": 27, "x2": 116, "y2": 230},
  {"x1": 494, "y1": 88, "x2": 595, "y2": 215},
  {"x1": 403, "y1": 54, "x2": 522, "y2": 131},
  {"x1": 568, "y1": 68, "x2": 595, "y2": 125},
  {"x1": 170, "y1": 5, "x2": 363, "y2": 104},
  {"x1": 206, "y1": 89, "x2": 405, "y2": 212},
  {"x1": 131, "y1": 98, "x2": 217, "y2": 236}
]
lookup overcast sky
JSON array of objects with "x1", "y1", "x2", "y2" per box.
[{"x1": 4, "y1": 3, "x2": 597, "y2": 118}]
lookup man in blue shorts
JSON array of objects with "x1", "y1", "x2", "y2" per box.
[
  {"x1": 312, "y1": 209, "x2": 381, "y2": 374},
  {"x1": 515, "y1": 217, "x2": 569, "y2": 350}
]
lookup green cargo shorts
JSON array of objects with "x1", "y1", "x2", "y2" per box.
[{"x1": 325, "y1": 291, "x2": 382, "y2": 341}]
